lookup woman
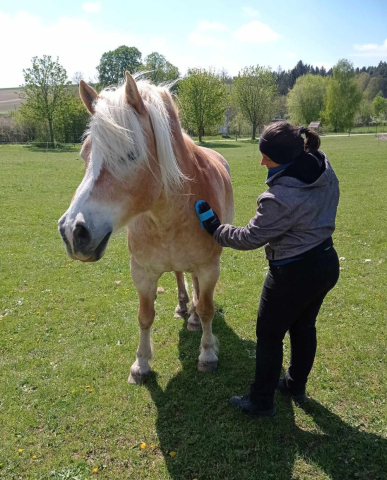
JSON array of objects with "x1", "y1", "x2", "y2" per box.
[{"x1": 196, "y1": 122, "x2": 340, "y2": 416}]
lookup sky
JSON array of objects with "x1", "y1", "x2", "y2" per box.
[{"x1": 0, "y1": 0, "x2": 386, "y2": 88}]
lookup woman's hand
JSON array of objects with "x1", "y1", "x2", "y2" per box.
[{"x1": 195, "y1": 200, "x2": 221, "y2": 235}]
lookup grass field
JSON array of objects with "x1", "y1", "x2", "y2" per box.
[{"x1": 1, "y1": 136, "x2": 386, "y2": 480}]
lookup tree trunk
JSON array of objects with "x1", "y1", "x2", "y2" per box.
[
  {"x1": 252, "y1": 123, "x2": 257, "y2": 140},
  {"x1": 48, "y1": 117, "x2": 54, "y2": 145},
  {"x1": 198, "y1": 125, "x2": 204, "y2": 143}
]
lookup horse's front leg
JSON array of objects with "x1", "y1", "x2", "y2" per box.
[
  {"x1": 128, "y1": 257, "x2": 160, "y2": 384},
  {"x1": 195, "y1": 264, "x2": 220, "y2": 372}
]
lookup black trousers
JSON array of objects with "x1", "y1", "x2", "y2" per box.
[{"x1": 250, "y1": 247, "x2": 340, "y2": 408}]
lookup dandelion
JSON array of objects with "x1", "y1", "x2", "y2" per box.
[
  {"x1": 140, "y1": 443, "x2": 147, "y2": 449},
  {"x1": 18, "y1": 448, "x2": 24, "y2": 453},
  {"x1": 169, "y1": 451, "x2": 177, "y2": 457},
  {"x1": 92, "y1": 467, "x2": 98, "y2": 474},
  {"x1": 32, "y1": 455, "x2": 37, "y2": 459}
]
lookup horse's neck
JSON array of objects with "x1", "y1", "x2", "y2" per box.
[{"x1": 160, "y1": 92, "x2": 200, "y2": 179}]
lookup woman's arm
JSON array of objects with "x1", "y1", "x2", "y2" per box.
[{"x1": 196, "y1": 196, "x2": 293, "y2": 251}]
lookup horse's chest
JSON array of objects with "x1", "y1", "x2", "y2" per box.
[{"x1": 128, "y1": 229, "x2": 196, "y2": 272}]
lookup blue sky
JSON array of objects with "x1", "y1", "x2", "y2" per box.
[{"x1": 0, "y1": 0, "x2": 386, "y2": 87}]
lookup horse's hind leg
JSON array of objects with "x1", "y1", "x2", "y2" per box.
[
  {"x1": 187, "y1": 274, "x2": 201, "y2": 331},
  {"x1": 174, "y1": 271, "x2": 189, "y2": 319},
  {"x1": 128, "y1": 257, "x2": 160, "y2": 384},
  {"x1": 195, "y1": 264, "x2": 220, "y2": 372}
]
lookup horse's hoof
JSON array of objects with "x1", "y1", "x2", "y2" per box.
[
  {"x1": 187, "y1": 320, "x2": 202, "y2": 331},
  {"x1": 198, "y1": 361, "x2": 218, "y2": 372},
  {"x1": 128, "y1": 371, "x2": 150, "y2": 384},
  {"x1": 128, "y1": 363, "x2": 151, "y2": 384},
  {"x1": 174, "y1": 306, "x2": 188, "y2": 319}
]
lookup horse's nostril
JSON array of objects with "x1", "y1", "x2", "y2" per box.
[{"x1": 73, "y1": 223, "x2": 91, "y2": 248}]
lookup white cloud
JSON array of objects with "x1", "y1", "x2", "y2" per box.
[
  {"x1": 188, "y1": 20, "x2": 228, "y2": 49},
  {"x1": 0, "y1": 10, "x2": 136, "y2": 87},
  {"x1": 233, "y1": 21, "x2": 280, "y2": 44},
  {"x1": 242, "y1": 7, "x2": 259, "y2": 17},
  {"x1": 82, "y1": 2, "x2": 101, "y2": 13},
  {"x1": 353, "y1": 39, "x2": 387, "y2": 56}
]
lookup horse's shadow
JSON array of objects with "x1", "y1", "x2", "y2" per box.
[{"x1": 145, "y1": 311, "x2": 387, "y2": 480}]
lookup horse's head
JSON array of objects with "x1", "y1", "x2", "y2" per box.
[{"x1": 58, "y1": 72, "x2": 184, "y2": 262}]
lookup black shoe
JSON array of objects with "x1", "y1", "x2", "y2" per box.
[
  {"x1": 230, "y1": 395, "x2": 276, "y2": 416},
  {"x1": 277, "y1": 378, "x2": 307, "y2": 405}
]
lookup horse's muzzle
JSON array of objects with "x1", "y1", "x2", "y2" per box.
[{"x1": 58, "y1": 217, "x2": 112, "y2": 262}]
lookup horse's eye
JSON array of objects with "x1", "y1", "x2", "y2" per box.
[{"x1": 127, "y1": 151, "x2": 137, "y2": 161}]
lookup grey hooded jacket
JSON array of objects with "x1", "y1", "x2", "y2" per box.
[{"x1": 213, "y1": 153, "x2": 339, "y2": 261}]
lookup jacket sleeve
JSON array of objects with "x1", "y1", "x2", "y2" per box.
[{"x1": 213, "y1": 194, "x2": 293, "y2": 251}]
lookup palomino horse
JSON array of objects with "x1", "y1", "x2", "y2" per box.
[{"x1": 58, "y1": 72, "x2": 234, "y2": 383}]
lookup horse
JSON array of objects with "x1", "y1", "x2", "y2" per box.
[{"x1": 58, "y1": 72, "x2": 234, "y2": 383}]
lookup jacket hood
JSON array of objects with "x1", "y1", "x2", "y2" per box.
[{"x1": 266, "y1": 151, "x2": 334, "y2": 189}]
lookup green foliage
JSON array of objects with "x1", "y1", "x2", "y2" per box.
[
  {"x1": 97, "y1": 45, "x2": 142, "y2": 88},
  {"x1": 232, "y1": 66, "x2": 277, "y2": 139},
  {"x1": 356, "y1": 96, "x2": 373, "y2": 125},
  {"x1": 287, "y1": 74, "x2": 329, "y2": 125},
  {"x1": 140, "y1": 52, "x2": 179, "y2": 85},
  {"x1": 19, "y1": 55, "x2": 71, "y2": 143},
  {"x1": 364, "y1": 76, "x2": 384, "y2": 101},
  {"x1": 178, "y1": 68, "x2": 227, "y2": 142},
  {"x1": 372, "y1": 95, "x2": 387, "y2": 120},
  {"x1": 54, "y1": 90, "x2": 90, "y2": 143},
  {"x1": 356, "y1": 72, "x2": 370, "y2": 93},
  {"x1": 1, "y1": 136, "x2": 387, "y2": 479},
  {"x1": 322, "y1": 59, "x2": 362, "y2": 132}
]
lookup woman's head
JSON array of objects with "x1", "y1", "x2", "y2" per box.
[{"x1": 259, "y1": 121, "x2": 321, "y2": 166}]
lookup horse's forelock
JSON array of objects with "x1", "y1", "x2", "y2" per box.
[{"x1": 87, "y1": 81, "x2": 187, "y2": 191}]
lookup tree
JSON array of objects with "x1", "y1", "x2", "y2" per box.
[
  {"x1": 373, "y1": 95, "x2": 387, "y2": 120},
  {"x1": 20, "y1": 55, "x2": 70, "y2": 144},
  {"x1": 356, "y1": 72, "x2": 370, "y2": 93},
  {"x1": 178, "y1": 68, "x2": 226, "y2": 142},
  {"x1": 232, "y1": 66, "x2": 276, "y2": 140},
  {"x1": 364, "y1": 76, "x2": 384, "y2": 101},
  {"x1": 356, "y1": 97, "x2": 373, "y2": 125},
  {"x1": 322, "y1": 59, "x2": 362, "y2": 132},
  {"x1": 140, "y1": 52, "x2": 179, "y2": 84},
  {"x1": 72, "y1": 71, "x2": 84, "y2": 85},
  {"x1": 97, "y1": 45, "x2": 142, "y2": 88},
  {"x1": 54, "y1": 89, "x2": 90, "y2": 143},
  {"x1": 287, "y1": 74, "x2": 329, "y2": 125}
]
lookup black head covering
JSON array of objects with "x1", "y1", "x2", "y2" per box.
[{"x1": 259, "y1": 127, "x2": 306, "y2": 165}]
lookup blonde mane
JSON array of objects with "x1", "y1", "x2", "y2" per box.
[{"x1": 88, "y1": 79, "x2": 186, "y2": 191}]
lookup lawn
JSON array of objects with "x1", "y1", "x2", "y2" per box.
[{"x1": 0, "y1": 136, "x2": 386, "y2": 480}]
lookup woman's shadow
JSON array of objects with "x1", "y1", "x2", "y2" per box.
[{"x1": 145, "y1": 309, "x2": 387, "y2": 480}]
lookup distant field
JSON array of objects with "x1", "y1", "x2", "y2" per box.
[
  {"x1": 0, "y1": 137, "x2": 386, "y2": 480},
  {"x1": 0, "y1": 87, "x2": 23, "y2": 114}
]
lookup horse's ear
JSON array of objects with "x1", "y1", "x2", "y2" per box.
[
  {"x1": 125, "y1": 71, "x2": 145, "y2": 114},
  {"x1": 79, "y1": 80, "x2": 98, "y2": 114}
]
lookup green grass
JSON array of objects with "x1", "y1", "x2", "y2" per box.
[{"x1": 1, "y1": 137, "x2": 386, "y2": 480}]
